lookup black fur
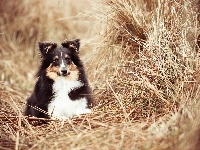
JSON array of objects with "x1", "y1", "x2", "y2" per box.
[{"x1": 24, "y1": 39, "x2": 93, "y2": 118}]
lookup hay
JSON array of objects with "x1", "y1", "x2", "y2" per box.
[
  {"x1": 94, "y1": 0, "x2": 200, "y2": 120},
  {"x1": 1, "y1": 0, "x2": 200, "y2": 149}
]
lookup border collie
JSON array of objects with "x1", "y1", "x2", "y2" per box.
[{"x1": 24, "y1": 39, "x2": 93, "y2": 120}]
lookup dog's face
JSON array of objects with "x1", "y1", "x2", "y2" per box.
[{"x1": 38, "y1": 39, "x2": 81, "y2": 81}]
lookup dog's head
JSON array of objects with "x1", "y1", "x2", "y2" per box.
[{"x1": 38, "y1": 39, "x2": 82, "y2": 81}]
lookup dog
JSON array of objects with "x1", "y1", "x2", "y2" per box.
[{"x1": 24, "y1": 39, "x2": 93, "y2": 120}]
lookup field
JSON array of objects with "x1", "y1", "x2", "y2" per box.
[{"x1": 1, "y1": 0, "x2": 200, "y2": 149}]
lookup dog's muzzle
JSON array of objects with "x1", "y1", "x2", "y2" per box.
[{"x1": 59, "y1": 67, "x2": 70, "y2": 76}]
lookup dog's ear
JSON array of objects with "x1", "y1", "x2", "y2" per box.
[
  {"x1": 38, "y1": 42, "x2": 57, "y2": 56},
  {"x1": 61, "y1": 39, "x2": 80, "y2": 53}
]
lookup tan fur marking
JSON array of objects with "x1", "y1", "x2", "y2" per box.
[
  {"x1": 53, "y1": 56, "x2": 59, "y2": 61},
  {"x1": 46, "y1": 45, "x2": 53, "y2": 54},
  {"x1": 65, "y1": 54, "x2": 69, "y2": 58},
  {"x1": 47, "y1": 45, "x2": 52, "y2": 49},
  {"x1": 46, "y1": 62, "x2": 79, "y2": 81},
  {"x1": 46, "y1": 63, "x2": 59, "y2": 80},
  {"x1": 54, "y1": 56, "x2": 59, "y2": 59},
  {"x1": 69, "y1": 43, "x2": 77, "y2": 51},
  {"x1": 68, "y1": 62, "x2": 78, "y2": 71},
  {"x1": 65, "y1": 63, "x2": 79, "y2": 81}
]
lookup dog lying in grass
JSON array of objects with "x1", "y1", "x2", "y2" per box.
[{"x1": 24, "y1": 39, "x2": 93, "y2": 120}]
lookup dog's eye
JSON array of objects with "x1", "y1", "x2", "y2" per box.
[
  {"x1": 65, "y1": 58, "x2": 71, "y2": 62},
  {"x1": 53, "y1": 58, "x2": 59, "y2": 63}
]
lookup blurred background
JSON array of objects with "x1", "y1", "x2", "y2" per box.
[
  {"x1": 0, "y1": 0, "x2": 101, "y2": 92},
  {"x1": 1, "y1": 0, "x2": 200, "y2": 149}
]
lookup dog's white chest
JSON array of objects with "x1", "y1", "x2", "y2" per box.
[{"x1": 48, "y1": 77, "x2": 91, "y2": 119}]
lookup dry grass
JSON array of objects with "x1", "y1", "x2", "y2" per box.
[
  {"x1": 96, "y1": 0, "x2": 199, "y2": 119},
  {"x1": 1, "y1": 0, "x2": 200, "y2": 149}
]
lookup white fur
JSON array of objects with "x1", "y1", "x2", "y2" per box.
[
  {"x1": 60, "y1": 52, "x2": 66, "y2": 68},
  {"x1": 48, "y1": 77, "x2": 91, "y2": 120}
]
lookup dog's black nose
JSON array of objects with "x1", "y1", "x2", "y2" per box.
[{"x1": 61, "y1": 69, "x2": 68, "y2": 75}]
